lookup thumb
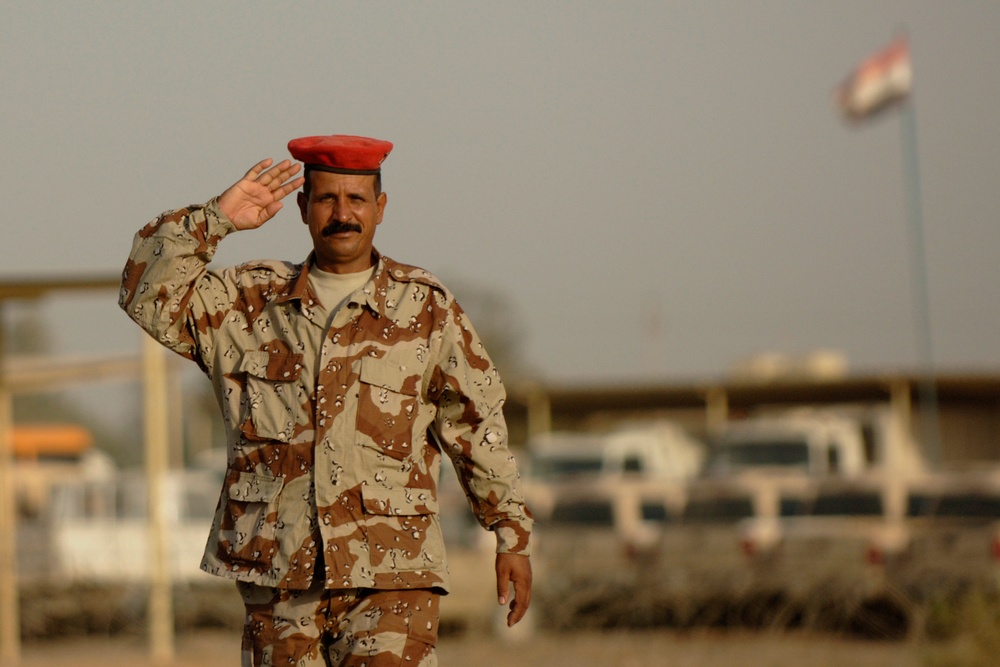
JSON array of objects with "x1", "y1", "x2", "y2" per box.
[{"x1": 262, "y1": 200, "x2": 284, "y2": 222}]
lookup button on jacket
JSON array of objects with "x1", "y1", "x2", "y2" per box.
[{"x1": 119, "y1": 199, "x2": 533, "y2": 591}]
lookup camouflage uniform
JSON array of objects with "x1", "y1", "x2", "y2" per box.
[
  {"x1": 119, "y1": 198, "x2": 532, "y2": 662},
  {"x1": 239, "y1": 584, "x2": 440, "y2": 667}
]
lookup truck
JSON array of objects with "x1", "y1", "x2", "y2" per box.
[
  {"x1": 894, "y1": 467, "x2": 1000, "y2": 601},
  {"x1": 18, "y1": 468, "x2": 219, "y2": 584},
  {"x1": 11, "y1": 423, "x2": 117, "y2": 519},
  {"x1": 706, "y1": 404, "x2": 927, "y2": 480},
  {"x1": 531, "y1": 475, "x2": 680, "y2": 629},
  {"x1": 525, "y1": 419, "x2": 706, "y2": 482}
]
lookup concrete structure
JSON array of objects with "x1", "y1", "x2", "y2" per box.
[{"x1": 507, "y1": 373, "x2": 1000, "y2": 469}]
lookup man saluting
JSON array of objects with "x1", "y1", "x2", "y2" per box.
[{"x1": 120, "y1": 135, "x2": 533, "y2": 667}]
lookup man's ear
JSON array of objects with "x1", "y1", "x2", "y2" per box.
[
  {"x1": 297, "y1": 191, "x2": 307, "y2": 223},
  {"x1": 376, "y1": 192, "x2": 387, "y2": 225}
]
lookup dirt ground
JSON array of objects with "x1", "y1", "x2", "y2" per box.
[{"x1": 13, "y1": 628, "x2": 930, "y2": 667}]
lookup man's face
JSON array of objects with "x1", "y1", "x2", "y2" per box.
[{"x1": 298, "y1": 170, "x2": 387, "y2": 274}]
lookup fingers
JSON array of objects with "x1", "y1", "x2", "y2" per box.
[
  {"x1": 496, "y1": 557, "x2": 511, "y2": 606},
  {"x1": 244, "y1": 159, "x2": 304, "y2": 203},
  {"x1": 219, "y1": 159, "x2": 303, "y2": 229},
  {"x1": 255, "y1": 159, "x2": 302, "y2": 187},
  {"x1": 262, "y1": 201, "x2": 284, "y2": 220},
  {"x1": 267, "y1": 162, "x2": 303, "y2": 200},
  {"x1": 272, "y1": 173, "x2": 306, "y2": 201},
  {"x1": 507, "y1": 567, "x2": 532, "y2": 626},
  {"x1": 507, "y1": 571, "x2": 531, "y2": 626},
  {"x1": 496, "y1": 554, "x2": 532, "y2": 627},
  {"x1": 262, "y1": 159, "x2": 300, "y2": 184},
  {"x1": 243, "y1": 158, "x2": 275, "y2": 180}
]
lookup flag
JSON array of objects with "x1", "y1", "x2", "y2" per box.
[{"x1": 835, "y1": 37, "x2": 912, "y2": 122}]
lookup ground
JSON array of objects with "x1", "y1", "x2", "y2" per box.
[{"x1": 15, "y1": 628, "x2": 929, "y2": 667}]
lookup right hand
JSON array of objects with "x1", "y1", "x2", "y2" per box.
[{"x1": 217, "y1": 158, "x2": 305, "y2": 230}]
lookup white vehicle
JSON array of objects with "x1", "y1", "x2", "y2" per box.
[
  {"x1": 532, "y1": 476, "x2": 679, "y2": 629},
  {"x1": 524, "y1": 431, "x2": 608, "y2": 480},
  {"x1": 526, "y1": 420, "x2": 706, "y2": 481},
  {"x1": 11, "y1": 424, "x2": 117, "y2": 519},
  {"x1": 24, "y1": 469, "x2": 220, "y2": 583},
  {"x1": 896, "y1": 468, "x2": 1000, "y2": 599},
  {"x1": 775, "y1": 475, "x2": 911, "y2": 596},
  {"x1": 653, "y1": 472, "x2": 813, "y2": 625},
  {"x1": 707, "y1": 405, "x2": 927, "y2": 480}
]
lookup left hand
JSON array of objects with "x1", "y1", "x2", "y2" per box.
[{"x1": 496, "y1": 553, "x2": 532, "y2": 627}]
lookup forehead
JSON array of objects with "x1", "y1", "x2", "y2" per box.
[{"x1": 308, "y1": 170, "x2": 377, "y2": 196}]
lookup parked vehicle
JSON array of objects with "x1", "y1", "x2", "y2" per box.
[
  {"x1": 775, "y1": 475, "x2": 910, "y2": 597},
  {"x1": 652, "y1": 473, "x2": 812, "y2": 625},
  {"x1": 895, "y1": 468, "x2": 1000, "y2": 600},
  {"x1": 769, "y1": 474, "x2": 915, "y2": 637},
  {"x1": 531, "y1": 476, "x2": 678, "y2": 629},
  {"x1": 707, "y1": 405, "x2": 927, "y2": 480},
  {"x1": 525, "y1": 419, "x2": 706, "y2": 482},
  {"x1": 11, "y1": 424, "x2": 116, "y2": 519},
  {"x1": 19, "y1": 468, "x2": 218, "y2": 583}
]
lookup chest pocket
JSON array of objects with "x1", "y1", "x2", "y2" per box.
[
  {"x1": 357, "y1": 355, "x2": 422, "y2": 460},
  {"x1": 239, "y1": 351, "x2": 305, "y2": 443}
]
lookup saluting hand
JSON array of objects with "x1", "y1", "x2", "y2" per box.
[{"x1": 217, "y1": 158, "x2": 305, "y2": 230}]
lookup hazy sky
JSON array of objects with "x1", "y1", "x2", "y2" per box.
[{"x1": 3, "y1": 1, "x2": 1000, "y2": 390}]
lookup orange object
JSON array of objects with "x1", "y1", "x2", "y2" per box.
[{"x1": 11, "y1": 424, "x2": 94, "y2": 459}]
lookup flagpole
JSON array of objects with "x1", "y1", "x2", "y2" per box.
[{"x1": 898, "y1": 98, "x2": 942, "y2": 466}]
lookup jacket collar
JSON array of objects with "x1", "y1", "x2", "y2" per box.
[{"x1": 274, "y1": 249, "x2": 395, "y2": 320}]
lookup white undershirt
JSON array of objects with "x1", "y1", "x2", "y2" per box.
[{"x1": 308, "y1": 264, "x2": 375, "y2": 320}]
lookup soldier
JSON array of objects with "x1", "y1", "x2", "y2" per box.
[{"x1": 119, "y1": 135, "x2": 533, "y2": 667}]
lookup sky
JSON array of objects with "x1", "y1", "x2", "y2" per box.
[{"x1": 3, "y1": 1, "x2": 1000, "y2": 403}]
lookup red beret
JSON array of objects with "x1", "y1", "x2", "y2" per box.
[{"x1": 287, "y1": 135, "x2": 393, "y2": 175}]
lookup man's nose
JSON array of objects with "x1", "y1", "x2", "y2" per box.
[{"x1": 332, "y1": 199, "x2": 351, "y2": 221}]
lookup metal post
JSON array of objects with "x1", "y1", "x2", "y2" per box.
[
  {"x1": 889, "y1": 380, "x2": 913, "y2": 439},
  {"x1": 142, "y1": 334, "x2": 174, "y2": 663},
  {"x1": 167, "y1": 358, "x2": 184, "y2": 468},
  {"x1": 523, "y1": 383, "x2": 552, "y2": 438},
  {"x1": 704, "y1": 386, "x2": 729, "y2": 436},
  {"x1": 0, "y1": 305, "x2": 21, "y2": 664},
  {"x1": 899, "y1": 101, "x2": 942, "y2": 466}
]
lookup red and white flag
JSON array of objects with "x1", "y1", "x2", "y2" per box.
[{"x1": 835, "y1": 37, "x2": 912, "y2": 122}]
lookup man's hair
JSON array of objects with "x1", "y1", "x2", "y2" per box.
[{"x1": 302, "y1": 168, "x2": 382, "y2": 198}]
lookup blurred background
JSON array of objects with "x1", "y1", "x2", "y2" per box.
[{"x1": 3, "y1": 1, "x2": 1000, "y2": 665}]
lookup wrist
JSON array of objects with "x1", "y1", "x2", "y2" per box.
[{"x1": 205, "y1": 198, "x2": 239, "y2": 236}]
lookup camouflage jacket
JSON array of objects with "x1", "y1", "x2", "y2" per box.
[{"x1": 119, "y1": 199, "x2": 532, "y2": 591}]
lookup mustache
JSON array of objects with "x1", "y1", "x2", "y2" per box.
[{"x1": 321, "y1": 222, "x2": 363, "y2": 237}]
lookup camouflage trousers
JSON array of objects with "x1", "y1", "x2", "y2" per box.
[{"x1": 238, "y1": 581, "x2": 440, "y2": 667}]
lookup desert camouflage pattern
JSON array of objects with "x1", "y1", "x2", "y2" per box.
[
  {"x1": 238, "y1": 584, "x2": 439, "y2": 667},
  {"x1": 119, "y1": 199, "x2": 532, "y2": 591}
]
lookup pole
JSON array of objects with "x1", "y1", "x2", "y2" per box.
[
  {"x1": 899, "y1": 99, "x2": 942, "y2": 466},
  {"x1": 704, "y1": 386, "x2": 729, "y2": 436},
  {"x1": 0, "y1": 305, "x2": 21, "y2": 664},
  {"x1": 523, "y1": 382, "x2": 552, "y2": 438},
  {"x1": 143, "y1": 334, "x2": 174, "y2": 664}
]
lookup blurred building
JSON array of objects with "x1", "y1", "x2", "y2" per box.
[{"x1": 507, "y1": 371, "x2": 1000, "y2": 468}]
